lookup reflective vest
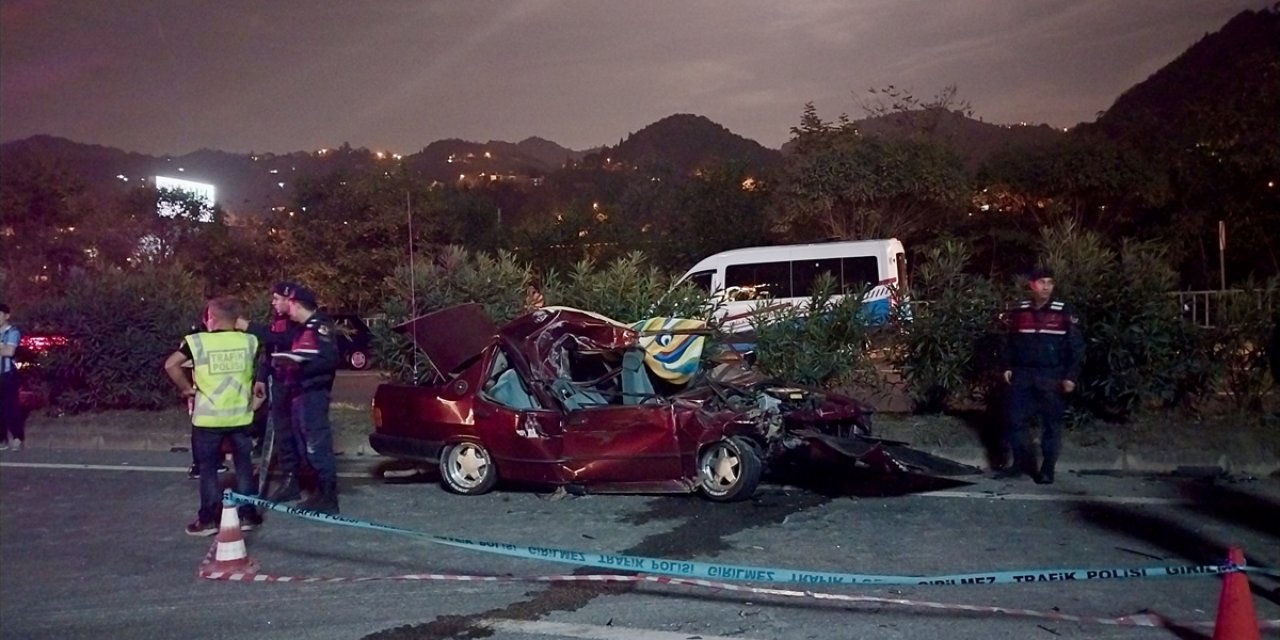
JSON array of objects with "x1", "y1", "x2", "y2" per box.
[{"x1": 185, "y1": 331, "x2": 258, "y2": 428}]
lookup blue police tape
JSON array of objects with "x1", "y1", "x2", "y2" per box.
[{"x1": 225, "y1": 491, "x2": 1279, "y2": 587}]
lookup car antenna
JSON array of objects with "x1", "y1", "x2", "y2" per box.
[{"x1": 407, "y1": 190, "x2": 419, "y2": 381}]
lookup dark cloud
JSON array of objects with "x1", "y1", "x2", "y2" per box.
[{"x1": 0, "y1": 0, "x2": 1266, "y2": 154}]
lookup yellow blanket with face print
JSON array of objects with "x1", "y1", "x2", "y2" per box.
[{"x1": 632, "y1": 317, "x2": 707, "y2": 384}]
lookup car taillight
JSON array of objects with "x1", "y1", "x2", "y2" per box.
[
  {"x1": 21, "y1": 335, "x2": 68, "y2": 353},
  {"x1": 372, "y1": 406, "x2": 382, "y2": 428}
]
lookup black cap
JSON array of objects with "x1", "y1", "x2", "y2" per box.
[
  {"x1": 287, "y1": 285, "x2": 317, "y2": 307},
  {"x1": 272, "y1": 281, "x2": 299, "y2": 296},
  {"x1": 1028, "y1": 266, "x2": 1054, "y2": 281},
  {"x1": 0, "y1": 303, "x2": 9, "y2": 314}
]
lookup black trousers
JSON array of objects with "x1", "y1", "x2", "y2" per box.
[
  {"x1": 1005, "y1": 380, "x2": 1067, "y2": 472},
  {"x1": 0, "y1": 372, "x2": 25, "y2": 442}
]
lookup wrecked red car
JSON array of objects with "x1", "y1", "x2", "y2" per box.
[{"x1": 370, "y1": 304, "x2": 970, "y2": 501}]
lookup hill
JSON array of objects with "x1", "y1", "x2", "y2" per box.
[
  {"x1": 596, "y1": 114, "x2": 782, "y2": 173},
  {"x1": 1089, "y1": 7, "x2": 1280, "y2": 154},
  {"x1": 850, "y1": 108, "x2": 1064, "y2": 171}
]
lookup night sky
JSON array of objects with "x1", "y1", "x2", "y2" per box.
[{"x1": 0, "y1": 0, "x2": 1266, "y2": 155}]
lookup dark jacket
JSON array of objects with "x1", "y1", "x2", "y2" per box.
[
  {"x1": 284, "y1": 312, "x2": 339, "y2": 392},
  {"x1": 999, "y1": 298, "x2": 1085, "y2": 384},
  {"x1": 246, "y1": 317, "x2": 300, "y2": 385}
]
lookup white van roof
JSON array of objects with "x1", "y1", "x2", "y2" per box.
[{"x1": 685, "y1": 238, "x2": 903, "y2": 274}]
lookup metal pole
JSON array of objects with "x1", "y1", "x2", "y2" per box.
[{"x1": 1218, "y1": 219, "x2": 1226, "y2": 291}]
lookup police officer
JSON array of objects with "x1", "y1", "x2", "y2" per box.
[
  {"x1": 273, "y1": 285, "x2": 341, "y2": 514},
  {"x1": 237, "y1": 282, "x2": 305, "y2": 501},
  {"x1": 998, "y1": 267, "x2": 1085, "y2": 484},
  {"x1": 164, "y1": 296, "x2": 266, "y2": 535}
]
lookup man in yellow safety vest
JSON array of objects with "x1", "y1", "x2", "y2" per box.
[{"x1": 165, "y1": 296, "x2": 267, "y2": 536}]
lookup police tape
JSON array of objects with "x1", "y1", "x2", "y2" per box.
[
  {"x1": 225, "y1": 490, "x2": 1280, "y2": 587},
  {"x1": 196, "y1": 567, "x2": 1280, "y2": 631}
]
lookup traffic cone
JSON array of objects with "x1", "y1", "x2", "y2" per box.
[
  {"x1": 199, "y1": 502, "x2": 259, "y2": 576},
  {"x1": 1213, "y1": 546, "x2": 1260, "y2": 640}
]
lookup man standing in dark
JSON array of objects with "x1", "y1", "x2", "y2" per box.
[
  {"x1": 0, "y1": 303, "x2": 24, "y2": 451},
  {"x1": 237, "y1": 283, "x2": 304, "y2": 501},
  {"x1": 273, "y1": 285, "x2": 341, "y2": 514},
  {"x1": 998, "y1": 267, "x2": 1085, "y2": 485}
]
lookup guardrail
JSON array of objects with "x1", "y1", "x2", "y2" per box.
[{"x1": 1175, "y1": 290, "x2": 1268, "y2": 328}]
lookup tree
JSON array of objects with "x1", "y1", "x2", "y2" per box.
[
  {"x1": 776, "y1": 103, "x2": 970, "y2": 243},
  {"x1": 0, "y1": 153, "x2": 92, "y2": 300},
  {"x1": 977, "y1": 133, "x2": 1170, "y2": 235},
  {"x1": 280, "y1": 167, "x2": 447, "y2": 312}
]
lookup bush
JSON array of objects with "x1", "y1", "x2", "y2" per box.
[
  {"x1": 1206, "y1": 279, "x2": 1278, "y2": 411},
  {"x1": 1040, "y1": 220, "x2": 1208, "y2": 419},
  {"x1": 752, "y1": 272, "x2": 879, "y2": 389},
  {"x1": 543, "y1": 251, "x2": 709, "y2": 322},
  {"x1": 890, "y1": 239, "x2": 1006, "y2": 412},
  {"x1": 372, "y1": 247, "x2": 715, "y2": 383},
  {"x1": 374, "y1": 246, "x2": 534, "y2": 383},
  {"x1": 26, "y1": 267, "x2": 205, "y2": 412}
]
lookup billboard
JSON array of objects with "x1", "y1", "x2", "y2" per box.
[{"x1": 155, "y1": 176, "x2": 216, "y2": 221}]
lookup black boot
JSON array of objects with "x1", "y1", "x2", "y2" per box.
[
  {"x1": 267, "y1": 474, "x2": 302, "y2": 502},
  {"x1": 1034, "y1": 462, "x2": 1056, "y2": 485},
  {"x1": 299, "y1": 481, "x2": 339, "y2": 514}
]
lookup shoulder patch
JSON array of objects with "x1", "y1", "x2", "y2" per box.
[{"x1": 318, "y1": 324, "x2": 331, "y2": 336}]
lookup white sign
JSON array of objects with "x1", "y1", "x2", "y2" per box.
[{"x1": 155, "y1": 176, "x2": 216, "y2": 221}]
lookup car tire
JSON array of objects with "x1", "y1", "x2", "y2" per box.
[
  {"x1": 348, "y1": 350, "x2": 370, "y2": 370},
  {"x1": 439, "y1": 441, "x2": 499, "y2": 495},
  {"x1": 697, "y1": 437, "x2": 762, "y2": 502}
]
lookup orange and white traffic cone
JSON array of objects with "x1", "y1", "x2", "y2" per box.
[
  {"x1": 1213, "y1": 546, "x2": 1260, "y2": 640},
  {"x1": 199, "y1": 501, "x2": 259, "y2": 576}
]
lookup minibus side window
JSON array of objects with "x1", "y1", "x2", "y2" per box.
[
  {"x1": 792, "y1": 258, "x2": 841, "y2": 297},
  {"x1": 685, "y1": 270, "x2": 714, "y2": 294},
  {"x1": 725, "y1": 261, "x2": 791, "y2": 300},
  {"x1": 841, "y1": 257, "x2": 879, "y2": 293}
]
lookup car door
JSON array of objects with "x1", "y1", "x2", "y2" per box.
[
  {"x1": 472, "y1": 349, "x2": 566, "y2": 483},
  {"x1": 561, "y1": 403, "x2": 682, "y2": 483}
]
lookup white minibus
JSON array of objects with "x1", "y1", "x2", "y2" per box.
[{"x1": 676, "y1": 238, "x2": 908, "y2": 333}]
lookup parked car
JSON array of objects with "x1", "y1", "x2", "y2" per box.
[
  {"x1": 370, "y1": 304, "x2": 971, "y2": 501},
  {"x1": 329, "y1": 313, "x2": 373, "y2": 370},
  {"x1": 14, "y1": 332, "x2": 69, "y2": 409}
]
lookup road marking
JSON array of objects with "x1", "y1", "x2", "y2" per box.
[
  {"x1": 483, "y1": 619, "x2": 756, "y2": 640},
  {"x1": 0, "y1": 462, "x2": 1190, "y2": 504},
  {"x1": 0, "y1": 461, "x2": 368, "y2": 479},
  {"x1": 919, "y1": 489, "x2": 1180, "y2": 505}
]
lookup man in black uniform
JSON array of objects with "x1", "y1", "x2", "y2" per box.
[
  {"x1": 274, "y1": 285, "x2": 341, "y2": 513},
  {"x1": 998, "y1": 267, "x2": 1085, "y2": 484},
  {"x1": 237, "y1": 282, "x2": 305, "y2": 501}
]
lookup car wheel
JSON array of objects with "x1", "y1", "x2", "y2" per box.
[
  {"x1": 440, "y1": 441, "x2": 498, "y2": 495},
  {"x1": 697, "y1": 437, "x2": 762, "y2": 502},
  {"x1": 348, "y1": 350, "x2": 370, "y2": 370}
]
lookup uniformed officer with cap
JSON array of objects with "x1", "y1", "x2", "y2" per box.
[
  {"x1": 237, "y1": 282, "x2": 306, "y2": 501},
  {"x1": 998, "y1": 266, "x2": 1085, "y2": 484},
  {"x1": 272, "y1": 284, "x2": 342, "y2": 513}
]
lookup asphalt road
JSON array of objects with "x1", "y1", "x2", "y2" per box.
[{"x1": 2, "y1": 448, "x2": 1278, "y2": 640}]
